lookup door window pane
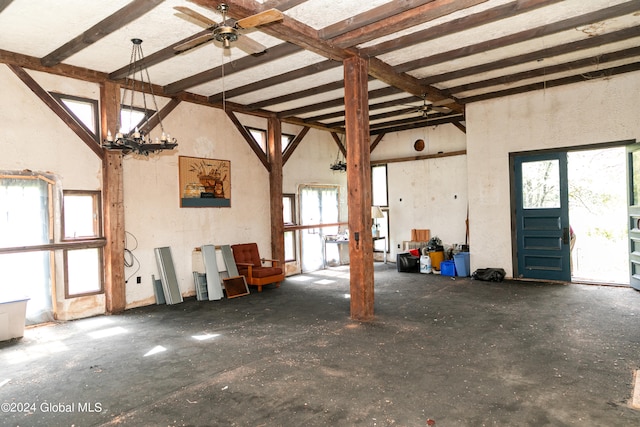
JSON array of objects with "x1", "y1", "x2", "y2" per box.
[
  {"x1": 522, "y1": 159, "x2": 560, "y2": 209},
  {"x1": 632, "y1": 150, "x2": 640, "y2": 206}
]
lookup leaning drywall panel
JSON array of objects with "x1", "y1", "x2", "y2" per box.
[
  {"x1": 123, "y1": 102, "x2": 272, "y2": 308},
  {"x1": 466, "y1": 71, "x2": 640, "y2": 277}
]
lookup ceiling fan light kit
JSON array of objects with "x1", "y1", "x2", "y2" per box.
[{"x1": 174, "y1": 3, "x2": 283, "y2": 55}]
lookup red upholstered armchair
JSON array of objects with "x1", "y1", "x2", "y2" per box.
[{"x1": 231, "y1": 243, "x2": 284, "y2": 292}]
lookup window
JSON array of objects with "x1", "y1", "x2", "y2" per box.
[
  {"x1": 0, "y1": 174, "x2": 55, "y2": 324},
  {"x1": 62, "y1": 191, "x2": 101, "y2": 240},
  {"x1": 372, "y1": 165, "x2": 388, "y2": 207},
  {"x1": 247, "y1": 127, "x2": 294, "y2": 153},
  {"x1": 283, "y1": 194, "x2": 296, "y2": 262},
  {"x1": 50, "y1": 93, "x2": 99, "y2": 141},
  {"x1": 119, "y1": 106, "x2": 153, "y2": 134},
  {"x1": 62, "y1": 191, "x2": 103, "y2": 297},
  {"x1": 371, "y1": 165, "x2": 389, "y2": 253}
]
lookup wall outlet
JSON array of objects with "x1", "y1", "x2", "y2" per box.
[{"x1": 136, "y1": 276, "x2": 141, "y2": 284}]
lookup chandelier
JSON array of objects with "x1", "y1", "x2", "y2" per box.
[{"x1": 103, "y1": 38, "x2": 177, "y2": 156}]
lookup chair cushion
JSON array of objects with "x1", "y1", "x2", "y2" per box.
[
  {"x1": 249, "y1": 266, "x2": 283, "y2": 278},
  {"x1": 231, "y1": 243, "x2": 261, "y2": 266}
]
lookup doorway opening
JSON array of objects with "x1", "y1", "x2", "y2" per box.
[{"x1": 568, "y1": 147, "x2": 628, "y2": 285}]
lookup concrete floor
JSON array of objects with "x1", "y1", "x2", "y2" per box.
[{"x1": 1, "y1": 263, "x2": 640, "y2": 426}]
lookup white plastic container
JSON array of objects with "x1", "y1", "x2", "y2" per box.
[
  {"x1": 0, "y1": 297, "x2": 29, "y2": 341},
  {"x1": 420, "y1": 255, "x2": 432, "y2": 274}
]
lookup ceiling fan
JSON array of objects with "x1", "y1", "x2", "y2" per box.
[
  {"x1": 174, "y1": 3, "x2": 283, "y2": 54},
  {"x1": 407, "y1": 97, "x2": 451, "y2": 117}
]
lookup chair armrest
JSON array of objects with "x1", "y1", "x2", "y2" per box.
[
  {"x1": 235, "y1": 262, "x2": 253, "y2": 277},
  {"x1": 260, "y1": 258, "x2": 280, "y2": 267}
]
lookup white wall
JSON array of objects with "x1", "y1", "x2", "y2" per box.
[
  {"x1": 466, "y1": 71, "x2": 640, "y2": 277},
  {"x1": 371, "y1": 124, "x2": 468, "y2": 259},
  {"x1": 0, "y1": 66, "x2": 275, "y2": 315},
  {"x1": 122, "y1": 105, "x2": 274, "y2": 308}
]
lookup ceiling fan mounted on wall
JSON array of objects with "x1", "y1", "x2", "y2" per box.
[{"x1": 174, "y1": 2, "x2": 283, "y2": 54}]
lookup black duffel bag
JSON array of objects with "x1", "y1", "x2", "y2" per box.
[{"x1": 472, "y1": 268, "x2": 506, "y2": 282}]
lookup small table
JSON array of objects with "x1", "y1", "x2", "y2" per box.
[{"x1": 323, "y1": 236, "x2": 387, "y2": 269}]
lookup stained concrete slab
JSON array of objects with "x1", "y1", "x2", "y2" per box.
[{"x1": 1, "y1": 263, "x2": 640, "y2": 426}]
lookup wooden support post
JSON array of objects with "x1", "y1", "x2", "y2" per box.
[
  {"x1": 268, "y1": 115, "x2": 285, "y2": 266},
  {"x1": 101, "y1": 81, "x2": 126, "y2": 313},
  {"x1": 344, "y1": 55, "x2": 374, "y2": 321}
]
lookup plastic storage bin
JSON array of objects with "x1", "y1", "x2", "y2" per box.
[
  {"x1": 0, "y1": 297, "x2": 29, "y2": 341},
  {"x1": 453, "y1": 252, "x2": 470, "y2": 277},
  {"x1": 440, "y1": 260, "x2": 456, "y2": 277}
]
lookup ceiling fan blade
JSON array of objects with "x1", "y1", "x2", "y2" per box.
[
  {"x1": 236, "y1": 9, "x2": 283, "y2": 29},
  {"x1": 174, "y1": 34, "x2": 216, "y2": 52},
  {"x1": 431, "y1": 106, "x2": 451, "y2": 113},
  {"x1": 174, "y1": 6, "x2": 218, "y2": 28},
  {"x1": 234, "y1": 35, "x2": 268, "y2": 55}
]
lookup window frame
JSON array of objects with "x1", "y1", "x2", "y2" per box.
[
  {"x1": 63, "y1": 247, "x2": 104, "y2": 298},
  {"x1": 50, "y1": 93, "x2": 100, "y2": 142},
  {"x1": 62, "y1": 190, "x2": 104, "y2": 297},
  {"x1": 246, "y1": 126, "x2": 295, "y2": 154},
  {"x1": 371, "y1": 164, "x2": 389, "y2": 207},
  {"x1": 283, "y1": 193, "x2": 297, "y2": 262},
  {"x1": 62, "y1": 190, "x2": 102, "y2": 241}
]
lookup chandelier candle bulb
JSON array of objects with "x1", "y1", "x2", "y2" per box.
[
  {"x1": 102, "y1": 38, "x2": 178, "y2": 156},
  {"x1": 106, "y1": 131, "x2": 113, "y2": 142}
]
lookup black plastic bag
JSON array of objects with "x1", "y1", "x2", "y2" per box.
[{"x1": 472, "y1": 268, "x2": 506, "y2": 282}]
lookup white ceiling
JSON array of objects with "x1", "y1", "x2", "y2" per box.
[{"x1": 1, "y1": 0, "x2": 638, "y2": 133}]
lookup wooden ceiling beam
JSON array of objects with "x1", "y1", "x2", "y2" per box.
[
  {"x1": 447, "y1": 45, "x2": 640, "y2": 95},
  {"x1": 370, "y1": 115, "x2": 464, "y2": 135},
  {"x1": 209, "y1": 59, "x2": 340, "y2": 103},
  {"x1": 361, "y1": 0, "x2": 561, "y2": 57},
  {"x1": 190, "y1": 0, "x2": 458, "y2": 107},
  {"x1": 328, "y1": 0, "x2": 488, "y2": 47},
  {"x1": 109, "y1": 29, "x2": 212, "y2": 80},
  {"x1": 282, "y1": 126, "x2": 310, "y2": 165},
  {"x1": 7, "y1": 65, "x2": 104, "y2": 159},
  {"x1": 0, "y1": 49, "x2": 108, "y2": 83},
  {"x1": 0, "y1": 0, "x2": 13, "y2": 14},
  {"x1": 460, "y1": 62, "x2": 640, "y2": 104},
  {"x1": 226, "y1": 110, "x2": 270, "y2": 171},
  {"x1": 319, "y1": 0, "x2": 436, "y2": 40},
  {"x1": 41, "y1": 0, "x2": 163, "y2": 67},
  {"x1": 164, "y1": 42, "x2": 302, "y2": 95},
  {"x1": 247, "y1": 77, "x2": 377, "y2": 111},
  {"x1": 396, "y1": 1, "x2": 640, "y2": 74},
  {"x1": 422, "y1": 26, "x2": 640, "y2": 86},
  {"x1": 278, "y1": 86, "x2": 413, "y2": 119}
]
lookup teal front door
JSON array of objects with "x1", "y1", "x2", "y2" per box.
[
  {"x1": 514, "y1": 152, "x2": 571, "y2": 281},
  {"x1": 627, "y1": 144, "x2": 640, "y2": 290}
]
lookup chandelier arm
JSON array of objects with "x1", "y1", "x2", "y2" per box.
[{"x1": 103, "y1": 38, "x2": 178, "y2": 156}]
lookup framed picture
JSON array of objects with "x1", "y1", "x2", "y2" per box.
[
  {"x1": 179, "y1": 156, "x2": 231, "y2": 207},
  {"x1": 222, "y1": 276, "x2": 250, "y2": 298}
]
